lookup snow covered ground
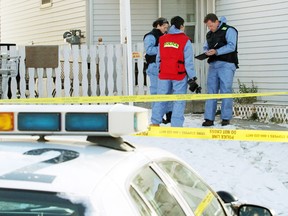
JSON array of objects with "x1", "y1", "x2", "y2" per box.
[{"x1": 125, "y1": 113, "x2": 288, "y2": 216}]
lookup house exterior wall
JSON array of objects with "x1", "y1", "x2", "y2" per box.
[
  {"x1": 0, "y1": 0, "x2": 207, "y2": 45},
  {"x1": 216, "y1": 0, "x2": 288, "y2": 104},
  {"x1": 90, "y1": 0, "x2": 210, "y2": 44},
  {"x1": 0, "y1": 0, "x2": 86, "y2": 45},
  {"x1": 130, "y1": 0, "x2": 158, "y2": 43},
  {"x1": 91, "y1": 0, "x2": 158, "y2": 44},
  {"x1": 91, "y1": 0, "x2": 120, "y2": 44},
  {"x1": 1, "y1": 0, "x2": 286, "y2": 104},
  {"x1": 0, "y1": 16, "x2": 1, "y2": 41}
]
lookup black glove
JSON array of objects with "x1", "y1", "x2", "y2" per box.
[
  {"x1": 188, "y1": 77, "x2": 199, "y2": 92},
  {"x1": 195, "y1": 86, "x2": 202, "y2": 94}
]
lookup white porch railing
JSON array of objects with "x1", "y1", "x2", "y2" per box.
[
  {"x1": 0, "y1": 44, "x2": 140, "y2": 99},
  {"x1": 0, "y1": 43, "x2": 287, "y2": 123},
  {"x1": 0, "y1": 43, "x2": 206, "y2": 100}
]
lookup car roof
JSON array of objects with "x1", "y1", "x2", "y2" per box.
[
  {"x1": 0, "y1": 104, "x2": 182, "y2": 199},
  {"x1": 0, "y1": 137, "x2": 176, "y2": 195}
]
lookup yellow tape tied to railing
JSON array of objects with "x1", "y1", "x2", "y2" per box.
[{"x1": 0, "y1": 92, "x2": 287, "y2": 104}]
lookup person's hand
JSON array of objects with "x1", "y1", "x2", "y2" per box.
[{"x1": 205, "y1": 49, "x2": 217, "y2": 56}]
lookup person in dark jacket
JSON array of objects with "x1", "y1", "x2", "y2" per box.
[
  {"x1": 202, "y1": 13, "x2": 239, "y2": 127},
  {"x1": 144, "y1": 17, "x2": 172, "y2": 124}
]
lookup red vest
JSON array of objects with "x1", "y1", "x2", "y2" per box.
[{"x1": 159, "y1": 33, "x2": 189, "y2": 80}]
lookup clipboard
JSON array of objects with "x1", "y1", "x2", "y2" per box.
[{"x1": 195, "y1": 53, "x2": 208, "y2": 60}]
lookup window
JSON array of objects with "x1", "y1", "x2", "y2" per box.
[
  {"x1": 129, "y1": 187, "x2": 152, "y2": 216},
  {"x1": 41, "y1": 0, "x2": 52, "y2": 8},
  {"x1": 158, "y1": 161, "x2": 227, "y2": 216},
  {"x1": 130, "y1": 165, "x2": 186, "y2": 216},
  {"x1": 161, "y1": 0, "x2": 196, "y2": 42},
  {"x1": 42, "y1": 0, "x2": 51, "y2": 4},
  {"x1": 0, "y1": 189, "x2": 85, "y2": 215}
]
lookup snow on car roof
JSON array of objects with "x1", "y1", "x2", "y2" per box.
[
  {"x1": 0, "y1": 139, "x2": 153, "y2": 194},
  {"x1": 0, "y1": 104, "x2": 154, "y2": 195}
]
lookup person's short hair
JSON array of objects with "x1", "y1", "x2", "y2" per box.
[
  {"x1": 204, "y1": 13, "x2": 218, "y2": 23},
  {"x1": 152, "y1": 17, "x2": 169, "y2": 28},
  {"x1": 170, "y1": 16, "x2": 184, "y2": 29}
]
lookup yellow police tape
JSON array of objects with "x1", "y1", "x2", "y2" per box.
[
  {"x1": 136, "y1": 126, "x2": 288, "y2": 143},
  {"x1": 1, "y1": 91, "x2": 287, "y2": 143},
  {"x1": 0, "y1": 91, "x2": 287, "y2": 104},
  {"x1": 194, "y1": 192, "x2": 214, "y2": 216}
]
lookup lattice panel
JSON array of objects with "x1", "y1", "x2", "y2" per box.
[{"x1": 218, "y1": 104, "x2": 288, "y2": 123}]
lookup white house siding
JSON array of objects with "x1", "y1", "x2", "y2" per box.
[
  {"x1": 0, "y1": 0, "x2": 86, "y2": 45},
  {"x1": 0, "y1": 16, "x2": 1, "y2": 41},
  {"x1": 91, "y1": 0, "x2": 120, "y2": 44},
  {"x1": 91, "y1": 0, "x2": 158, "y2": 44},
  {"x1": 130, "y1": 0, "x2": 158, "y2": 43},
  {"x1": 216, "y1": 0, "x2": 288, "y2": 104}
]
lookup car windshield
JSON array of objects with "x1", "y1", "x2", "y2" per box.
[
  {"x1": 0, "y1": 188, "x2": 85, "y2": 216},
  {"x1": 157, "y1": 160, "x2": 226, "y2": 216}
]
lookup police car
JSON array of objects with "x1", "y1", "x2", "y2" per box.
[{"x1": 0, "y1": 104, "x2": 274, "y2": 216}]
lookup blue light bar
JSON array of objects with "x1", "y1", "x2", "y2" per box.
[
  {"x1": 65, "y1": 113, "x2": 108, "y2": 132},
  {"x1": 18, "y1": 113, "x2": 61, "y2": 131}
]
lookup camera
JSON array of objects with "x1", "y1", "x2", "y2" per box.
[{"x1": 188, "y1": 77, "x2": 201, "y2": 94}]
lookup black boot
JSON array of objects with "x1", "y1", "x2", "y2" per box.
[
  {"x1": 202, "y1": 119, "x2": 214, "y2": 127},
  {"x1": 162, "y1": 111, "x2": 172, "y2": 124},
  {"x1": 221, "y1": 119, "x2": 230, "y2": 126}
]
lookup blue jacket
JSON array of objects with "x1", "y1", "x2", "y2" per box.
[{"x1": 203, "y1": 16, "x2": 237, "y2": 57}]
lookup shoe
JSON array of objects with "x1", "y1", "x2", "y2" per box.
[
  {"x1": 162, "y1": 111, "x2": 172, "y2": 124},
  {"x1": 202, "y1": 119, "x2": 214, "y2": 127},
  {"x1": 221, "y1": 120, "x2": 230, "y2": 126}
]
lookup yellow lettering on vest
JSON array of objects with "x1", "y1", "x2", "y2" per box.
[{"x1": 164, "y1": 42, "x2": 179, "y2": 49}]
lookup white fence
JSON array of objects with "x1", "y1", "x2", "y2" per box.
[
  {"x1": 1, "y1": 43, "x2": 286, "y2": 123},
  {"x1": 0, "y1": 43, "x2": 207, "y2": 100}
]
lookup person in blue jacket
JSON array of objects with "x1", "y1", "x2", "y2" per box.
[
  {"x1": 202, "y1": 13, "x2": 239, "y2": 127},
  {"x1": 144, "y1": 17, "x2": 172, "y2": 124},
  {"x1": 151, "y1": 16, "x2": 197, "y2": 127}
]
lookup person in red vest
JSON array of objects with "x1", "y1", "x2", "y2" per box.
[{"x1": 151, "y1": 16, "x2": 198, "y2": 127}]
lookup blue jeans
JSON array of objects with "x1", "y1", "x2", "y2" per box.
[
  {"x1": 204, "y1": 61, "x2": 236, "y2": 121},
  {"x1": 151, "y1": 77, "x2": 188, "y2": 127},
  {"x1": 147, "y1": 63, "x2": 172, "y2": 115}
]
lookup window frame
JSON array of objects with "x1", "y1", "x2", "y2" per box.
[
  {"x1": 128, "y1": 162, "x2": 194, "y2": 216},
  {"x1": 41, "y1": 0, "x2": 52, "y2": 8}
]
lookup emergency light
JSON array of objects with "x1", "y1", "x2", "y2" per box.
[{"x1": 0, "y1": 104, "x2": 148, "y2": 137}]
